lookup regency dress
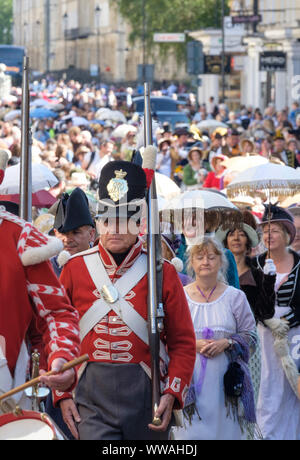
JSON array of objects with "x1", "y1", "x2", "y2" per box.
[
  {"x1": 256, "y1": 270, "x2": 300, "y2": 440},
  {"x1": 174, "y1": 285, "x2": 256, "y2": 440}
]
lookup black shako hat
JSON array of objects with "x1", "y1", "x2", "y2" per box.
[
  {"x1": 261, "y1": 204, "x2": 296, "y2": 244},
  {"x1": 54, "y1": 187, "x2": 94, "y2": 233},
  {"x1": 0, "y1": 200, "x2": 19, "y2": 216},
  {"x1": 97, "y1": 160, "x2": 147, "y2": 219}
]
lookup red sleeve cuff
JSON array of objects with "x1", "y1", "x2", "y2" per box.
[
  {"x1": 52, "y1": 390, "x2": 73, "y2": 408},
  {"x1": 162, "y1": 376, "x2": 190, "y2": 410}
]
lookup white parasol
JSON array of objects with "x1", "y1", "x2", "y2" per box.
[
  {"x1": 0, "y1": 163, "x2": 58, "y2": 195},
  {"x1": 95, "y1": 108, "x2": 127, "y2": 124},
  {"x1": 227, "y1": 161, "x2": 300, "y2": 258},
  {"x1": 230, "y1": 195, "x2": 256, "y2": 208},
  {"x1": 111, "y1": 124, "x2": 137, "y2": 139},
  {"x1": 154, "y1": 172, "x2": 181, "y2": 200},
  {"x1": 197, "y1": 119, "x2": 228, "y2": 133},
  {"x1": 280, "y1": 193, "x2": 300, "y2": 208},
  {"x1": 71, "y1": 116, "x2": 89, "y2": 127},
  {"x1": 110, "y1": 110, "x2": 127, "y2": 123},
  {"x1": 226, "y1": 162, "x2": 300, "y2": 199},
  {"x1": 30, "y1": 98, "x2": 52, "y2": 108},
  {"x1": 221, "y1": 155, "x2": 268, "y2": 173},
  {"x1": 162, "y1": 188, "x2": 241, "y2": 233},
  {"x1": 4, "y1": 110, "x2": 21, "y2": 122},
  {"x1": 164, "y1": 189, "x2": 237, "y2": 210},
  {"x1": 95, "y1": 108, "x2": 113, "y2": 120}
]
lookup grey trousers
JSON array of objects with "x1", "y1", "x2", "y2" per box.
[{"x1": 75, "y1": 362, "x2": 172, "y2": 440}]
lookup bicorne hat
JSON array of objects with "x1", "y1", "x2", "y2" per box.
[
  {"x1": 260, "y1": 204, "x2": 296, "y2": 244},
  {"x1": 54, "y1": 187, "x2": 94, "y2": 233},
  {"x1": 0, "y1": 200, "x2": 19, "y2": 216},
  {"x1": 97, "y1": 160, "x2": 147, "y2": 219}
]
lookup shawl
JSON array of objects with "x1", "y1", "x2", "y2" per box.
[{"x1": 225, "y1": 334, "x2": 262, "y2": 439}]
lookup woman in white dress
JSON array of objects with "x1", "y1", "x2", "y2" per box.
[
  {"x1": 174, "y1": 237, "x2": 257, "y2": 440},
  {"x1": 252, "y1": 205, "x2": 300, "y2": 440}
]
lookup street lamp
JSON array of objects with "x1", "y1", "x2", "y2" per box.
[
  {"x1": 221, "y1": 0, "x2": 226, "y2": 102},
  {"x1": 142, "y1": 0, "x2": 146, "y2": 80},
  {"x1": 253, "y1": 0, "x2": 259, "y2": 33},
  {"x1": 36, "y1": 20, "x2": 41, "y2": 71},
  {"x1": 23, "y1": 22, "x2": 28, "y2": 46},
  {"x1": 95, "y1": 5, "x2": 101, "y2": 78},
  {"x1": 63, "y1": 12, "x2": 68, "y2": 69}
]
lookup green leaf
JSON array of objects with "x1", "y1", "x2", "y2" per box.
[
  {"x1": 0, "y1": 0, "x2": 13, "y2": 44},
  {"x1": 113, "y1": 0, "x2": 229, "y2": 63}
]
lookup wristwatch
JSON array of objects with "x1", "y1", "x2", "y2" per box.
[{"x1": 227, "y1": 338, "x2": 233, "y2": 348}]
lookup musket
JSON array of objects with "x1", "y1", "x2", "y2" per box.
[
  {"x1": 143, "y1": 82, "x2": 165, "y2": 426},
  {"x1": 19, "y1": 55, "x2": 32, "y2": 222}
]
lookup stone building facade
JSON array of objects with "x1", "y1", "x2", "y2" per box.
[
  {"x1": 191, "y1": 0, "x2": 300, "y2": 110},
  {"x1": 12, "y1": 0, "x2": 187, "y2": 83}
]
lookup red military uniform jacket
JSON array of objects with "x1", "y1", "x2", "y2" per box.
[
  {"x1": 0, "y1": 210, "x2": 80, "y2": 378},
  {"x1": 57, "y1": 237, "x2": 196, "y2": 409}
]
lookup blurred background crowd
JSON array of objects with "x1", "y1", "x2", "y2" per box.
[{"x1": 0, "y1": 77, "x2": 299, "y2": 227}]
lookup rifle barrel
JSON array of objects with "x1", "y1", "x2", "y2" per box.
[
  {"x1": 20, "y1": 55, "x2": 32, "y2": 222},
  {"x1": 144, "y1": 82, "x2": 162, "y2": 426}
]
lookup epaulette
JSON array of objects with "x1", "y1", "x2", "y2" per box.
[
  {"x1": 141, "y1": 247, "x2": 183, "y2": 272},
  {"x1": 0, "y1": 209, "x2": 63, "y2": 266},
  {"x1": 58, "y1": 245, "x2": 99, "y2": 268},
  {"x1": 0, "y1": 209, "x2": 26, "y2": 228}
]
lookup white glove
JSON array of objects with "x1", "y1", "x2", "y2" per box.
[{"x1": 263, "y1": 258, "x2": 276, "y2": 275}]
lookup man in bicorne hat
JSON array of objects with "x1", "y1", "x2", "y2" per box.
[
  {"x1": 0, "y1": 150, "x2": 80, "y2": 414},
  {"x1": 51, "y1": 187, "x2": 96, "y2": 277},
  {"x1": 57, "y1": 159, "x2": 196, "y2": 440}
]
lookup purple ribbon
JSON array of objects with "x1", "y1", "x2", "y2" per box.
[{"x1": 195, "y1": 327, "x2": 214, "y2": 395}]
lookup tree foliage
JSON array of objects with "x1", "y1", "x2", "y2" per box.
[
  {"x1": 0, "y1": 0, "x2": 13, "y2": 44},
  {"x1": 113, "y1": 0, "x2": 229, "y2": 62}
]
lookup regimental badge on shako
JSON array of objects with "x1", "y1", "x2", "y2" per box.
[{"x1": 107, "y1": 169, "x2": 128, "y2": 202}]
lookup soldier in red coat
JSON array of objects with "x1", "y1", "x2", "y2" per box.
[
  {"x1": 0, "y1": 151, "x2": 81, "y2": 414},
  {"x1": 58, "y1": 159, "x2": 196, "y2": 440}
]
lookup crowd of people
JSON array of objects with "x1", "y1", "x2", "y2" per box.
[
  {"x1": 0, "y1": 79, "x2": 299, "y2": 207},
  {"x1": 0, "y1": 76, "x2": 300, "y2": 441}
]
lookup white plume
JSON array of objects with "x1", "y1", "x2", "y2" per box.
[
  {"x1": 142, "y1": 145, "x2": 157, "y2": 171},
  {"x1": 135, "y1": 116, "x2": 160, "y2": 151},
  {"x1": 171, "y1": 257, "x2": 184, "y2": 273},
  {"x1": 57, "y1": 250, "x2": 72, "y2": 267}
]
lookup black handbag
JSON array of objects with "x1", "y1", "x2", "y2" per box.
[
  {"x1": 224, "y1": 342, "x2": 245, "y2": 398},
  {"x1": 224, "y1": 361, "x2": 244, "y2": 398}
]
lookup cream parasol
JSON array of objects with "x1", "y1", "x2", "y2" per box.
[
  {"x1": 111, "y1": 124, "x2": 137, "y2": 139},
  {"x1": 280, "y1": 193, "x2": 300, "y2": 208},
  {"x1": 154, "y1": 172, "x2": 181, "y2": 200},
  {"x1": 161, "y1": 189, "x2": 241, "y2": 234},
  {"x1": 197, "y1": 119, "x2": 228, "y2": 133},
  {"x1": 221, "y1": 155, "x2": 268, "y2": 174},
  {"x1": 226, "y1": 162, "x2": 300, "y2": 257},
  {"x1": 226, "y1": 162, "x2": 300, "y2": 200}
]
